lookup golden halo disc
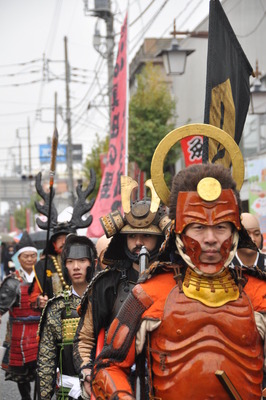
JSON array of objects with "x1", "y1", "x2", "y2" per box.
[{"x1": 151, "y1": 123, "x2": 244, "y2": 206}]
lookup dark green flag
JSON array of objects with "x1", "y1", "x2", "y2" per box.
[{"x1": 203, "y1": 0, "x2": 254, "y2": 166}]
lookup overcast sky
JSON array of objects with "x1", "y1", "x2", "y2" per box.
[{"x1": 0, "y1": 0, "x2": 210, "y2": 180}]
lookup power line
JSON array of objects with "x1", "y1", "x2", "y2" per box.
[
  {"x1": 0, "y1": 69, "x2": 42, "y2": 78},
  {"x1": 129, "y1": 0, "x2": 205, "y2": 61},
  {"x1": 44, "y1": 0, "x2": 63, "y2": 57},
  {"x1": 0, "y1": 0, "x2": 211, "y2": 179},
  {"x1": 0, "y1": 79, "x2": 44, "y2": 88},
  {"x1": 0, "y1": 58, "x2": 43, "y2": 69},
  {"x1": 129, "y1": 0, "x2": 156, "y2": 27}
]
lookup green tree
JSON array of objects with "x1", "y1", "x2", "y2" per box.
[
  {"x1": 83, "y1": 133, "x2": 109, "y2": 198},
  {"x1": 129, "y1": 62, "x2": 180, "y2": 184}
]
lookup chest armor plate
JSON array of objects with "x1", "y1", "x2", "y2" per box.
[
  {"x1": 149, "y1": 286, "x2": 263, "y2": 400},
  {"x1": 58, "y1": 304, "x2": 79, "y2": 376},
  {"x1": 9, "y1": 282, "x2": 40, "y2": 367},
  {"x1": 62, "y1": 317, "x2": 79, "y2": 343},
  {"x1": 10, "y1": 281, "x2": 40, "y2": 319}
]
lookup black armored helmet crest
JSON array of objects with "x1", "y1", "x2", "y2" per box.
[{"x1": 34, "y1": 169, "x2": 96, "y2": 251}]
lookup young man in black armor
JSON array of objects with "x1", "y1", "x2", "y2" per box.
[
  {"x1": 73, "y1": 176, "x2": 171, "y2": 399},
  {"x1": 37, "y1": 234, "x2": 97, "y2": 400}
]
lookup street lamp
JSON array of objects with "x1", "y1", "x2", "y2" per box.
[
  {"x1": 156, "y1": 21, "x2": 194, "y2": 75},
  {"x1": 250, "y1": 60, "x2": 266, "y2": 115},
  {"x1": 243, "y1": 60, "x2": 266, "y2": 157}
]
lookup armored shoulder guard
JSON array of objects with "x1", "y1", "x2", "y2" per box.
[{"x1": 0, "y1": 274, "x2": 21, "y2": 314}]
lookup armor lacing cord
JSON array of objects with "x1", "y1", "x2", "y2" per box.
[
  {"x1": 59, "y1": 342, "x2": 65, "y2": 399},
  {"x1": 120, "y1": 268, "x2": 131, "y2": 293},
  {"x1": 109, "y1": 391, "x2": 135, "y2": 400},
  {"x1": 57, "y1": 290, "x2": 71, "y2": 400},
  {"x1": 51, "y1": 255, "x2": 70, "y2": 291},
  {"x1": 147, "y1": 333, "x2": 159, "y2": 400},
  {"x1": 63, "y1": 290, "x2": 71, "y2": 317},
  {"x1": 173, "y1": 266, "x2": 183, "y2": 292},
  {"x1": 234, "y1": 266, "x2": 245, "y2": 296}
]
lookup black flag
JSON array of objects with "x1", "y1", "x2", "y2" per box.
[{"x1": 203, "y1": 0, "x2": 254, "y2": 166}]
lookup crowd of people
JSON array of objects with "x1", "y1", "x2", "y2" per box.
[{"x1": 1, "y1": 134, "x2": 266, "y2": 399}]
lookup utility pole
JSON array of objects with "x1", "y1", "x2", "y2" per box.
[
  {"x1": 54, "y1": 91, "x2": 57, "y2": 130},
  {"x1": 16, "y1": 129, "x2": 22, "y2": 174},
  {"x1": 105, "y1": 1, "x2": 114, "y2": 122},
  {"x1": 86, "y1": 0, "x2": 114, "y2": 127},
  {"x1": 27, "y1": 118, "x2": 32, "y2": 177},
  {"x1": 64, "y1": 36, "x2": 75, "y2": 206}
]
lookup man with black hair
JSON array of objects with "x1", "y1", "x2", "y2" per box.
[
  {"x1": 37, "y1": 234, "x2": 97, "y2": 400},
  {"x1": 73, "y1": 176, "x2": 170, "y2": 399}
]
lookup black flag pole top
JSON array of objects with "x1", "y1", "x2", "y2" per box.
[
  {"x1": 202, "y1": 0, "x2": 254, "y2": 165},
  {"x1": 43, "y1": 129, "x2": 58, "y2": 295}
]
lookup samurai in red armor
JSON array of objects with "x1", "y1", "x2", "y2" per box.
[
  {"x1": 92, "y1": 125, "x2": 265, "y2": 399},
  {"x1": 0, "y1": 231, "x2": 40, "y2": 400}
]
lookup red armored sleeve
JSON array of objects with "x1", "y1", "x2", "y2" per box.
[{"x1": 92, "y1": 284, "x2": 154, "y2": 399}]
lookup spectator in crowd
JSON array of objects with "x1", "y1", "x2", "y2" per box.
[
  {"x1": 0, "y1": 242, "x2": 5, "y2": 281},
  {"x1": 233, "y1": 212, "x2": 266, "y2": 269},
  {"x1": 3, "y1": 243, "x2": 16, "y2": 276}
]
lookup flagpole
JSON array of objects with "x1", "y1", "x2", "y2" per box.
[{"x1": 125, "y1": 7, "x2": 129, "y2": 176}]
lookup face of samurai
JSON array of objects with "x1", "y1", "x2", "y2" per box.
[
  {"x1": 126, "y1": 233, "x2": 158, "y2": 258},
  {"x1": 19, "y1": 251, "x2": 37, "y2": 274},
  {"x1": 174, "y1": 185, "x2": 241, "y2": 276},
  {"x1": 53, "y1": 234, "x2": 67, "y2": 254},
  {"x1": 170, "y1": 165, "x2": 242, "y2": 276},
  {"x1": 65, "y1": 257, "x2": 91, "y2": 286},
  {"x1": 183, "y1": 222, "x2": 233, "y2": 274}
]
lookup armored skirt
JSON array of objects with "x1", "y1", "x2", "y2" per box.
[{"x1": 1, "y1": 274, "x2": 41, "y2": 384}]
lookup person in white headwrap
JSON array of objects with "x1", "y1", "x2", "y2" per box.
[{"x1": 0, "y1": 231, "x2": 40, "y2": 400}]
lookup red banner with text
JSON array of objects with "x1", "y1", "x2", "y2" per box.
[
  {"x1": 181, "y1": 136, "x2": 203, "y2": 166},
  {"x1": 87, "y1": 14, "x2": 127, "y2": 238}
]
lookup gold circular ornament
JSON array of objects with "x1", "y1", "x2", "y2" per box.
[
  {"x1": 197, "y1": 177, "x2": 222, "y2": 201},
  {"x1": 151, "y1": 123, "x2": 244, "y2": 206}
]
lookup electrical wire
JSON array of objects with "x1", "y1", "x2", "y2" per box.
[
  {"x1": 0, "y1": 0, "x2": 212, "y2": 178},
  {"x1": 178, "y1": 0, "x2": 204, "y2": 30},
  {"x1": 0, "y1": 58, "x2": 43, "y2": 68},
  {"x1": 129, "y1": 0, "x2": 156, "y2": 27},
  {"x1": 129, "y1": 0, "x2": 170, "y2": 54},
  {"x1": 127, "y1": 0, "x2": 208, "y2": 75},
  {"x1": 0, "y1": 69, "x2": 41, "y2": 78}
]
